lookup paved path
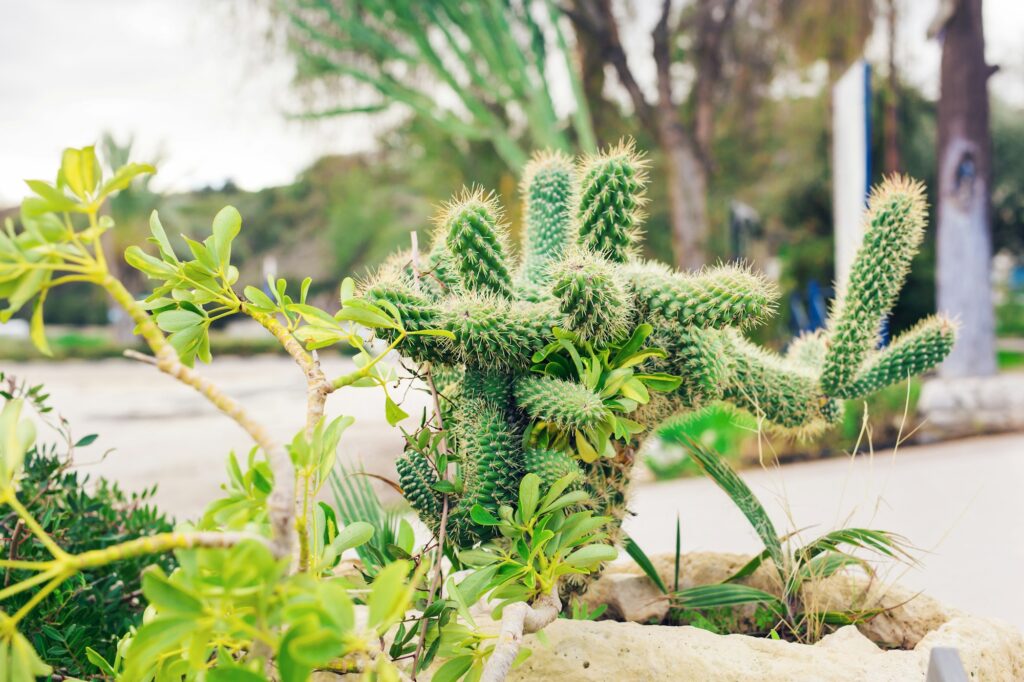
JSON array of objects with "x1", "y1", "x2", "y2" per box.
[
  {"x1": 625, "y1": 431, "x2": 1024, "y2": 629},
  {"x1": 4, "y1": 356, "x2": 1022, "y2": 628}
]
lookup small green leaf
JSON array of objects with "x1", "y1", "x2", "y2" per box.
[
  {"x1": 74, "y1": 434, "x2": 98, "y2": 447},
  {"x1": 331, "y1": 521, "x2": 375, "y2": 556},
  {"x1": 384, "y1": 395, "x2": 409, "y2": 426},
  {"x1": 469, "y1": 505, "x2": 501, "y2": 526},
  {"x1": 212, "y1": 205, "x2": 242, "y2": 267},
  {"x1": 432, "y1": 655, "x2": 473, "y2": 682},
  {"x1": 564, "y1": 544, "x2": 617, "y2": 568},
  {"x1": 367, "y1": 560, "x2": 412, "y2": 631},
  {"x1": 141, "y1": 567, "x2": 204, "y2": 615},
  {"x1": 340, "y1": 277, "x2": 356, "y2": 303},
  {"x1": 99, "y1": 162, "x2": 156, "y2": 198},
  {"x1": 518, "y1": 473, "x2": 540, "y2": 522},
  {"x1": 30, "y1": 292, "x2": 52, "y2": 357}
]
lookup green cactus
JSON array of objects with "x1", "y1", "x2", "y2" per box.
[
  {"x1": 550, "y1": 251, "x2": 634, "y2": 346},
  {"x1": 370, "y1": 145, "x2": 954, "y2": 582},
  {"x1": 523, "y1": 447, "x2": 583, "y2": 491},
  {"x1": 821, "y1": 178, "x2": 928, "y2": 395},
  {"x1": 520, "y1": 151, "x2": 575, "y2": 286},
  {"x1": 441, "y1": 189, "x2": 514, "y2": 298},
  {"x1": 577, "y1": 141, "x2": 646, "y2": 263}
]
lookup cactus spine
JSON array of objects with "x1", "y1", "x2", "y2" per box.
[{"x1": 370, "y1": 145, "x2": 954, "y2": 588}]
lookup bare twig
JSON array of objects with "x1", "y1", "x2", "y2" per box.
[
  {"x1": 410, "y1": 228, "x2": 451, "y2": 678},
  {"x1": 480, "y1": 588, "x2": 561, "y2": 682}
]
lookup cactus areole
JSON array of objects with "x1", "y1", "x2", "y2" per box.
[{"x1": 369, "y1": 143, "x2": 955, "y2": 583}]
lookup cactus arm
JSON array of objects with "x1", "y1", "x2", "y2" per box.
[
  {"x1": 441, "y1": 190, "x2": 515, "y2": 298},
  {"x1": 523, "y1": 447, "x2": 583, "y2": 491},
  {"x1": 513, "y1": 375, "x2": 611, "y2": 432},
  {"x1": 550, "y1": 251, "x2": 634, "y2": 347},
  {"x1": 520, "y1": 151, "x2": 576, "y2": 285},
  {"x1": 821, "y1": 177, "x2": 928, "y2": 395},
  {"x1": 626, "y1": 261, "x2": 779, "y2": 330},
  {"x1": 840, "y1": 315, "x2": 956, "y2": 399},
  {"x1": 396, "y1": 451, "x2": 443, "y2": 534},
  {"x1": 648, "y1": 324, "x2": 730, "y2": 409},
  {"x1": 722, "y1": 331, "x2": 842, "y2": 434},
  {"x1": 444, "y1": 294, "x2": 560, "y2": 369},
  {"x1": 576, "y1": 141, "x2": 647, "y2": 263}
]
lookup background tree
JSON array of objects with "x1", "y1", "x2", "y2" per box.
[
  {"x1": 930, "y1": 0, "x2": 997, "y2": 377},
  {"x1": 282, "y1": 0, "x2": 596, "y2": 169}
]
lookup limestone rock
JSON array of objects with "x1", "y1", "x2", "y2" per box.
[{"x1": 513, "y1": 552, "x2": 1024, "y2": 681}]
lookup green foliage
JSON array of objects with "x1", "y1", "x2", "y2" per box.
[
  {"x1": 671, "y1": 439, "x2": 912, "y2": 641},
  {"x1": 453, "y1": 473, "x2": 616, "y2": 609},
  {"x1": 1, "y1": 446, "x2": 175, "y2": 677}
]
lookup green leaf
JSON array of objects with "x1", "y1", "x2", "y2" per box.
[
  {"x1": 206, "y1": 664, "x2": 268, "y2": 682},
  {"x1": 99, "y1": 162, "x2": 156, "y2": 197},
  {"x1": 24, "y1": 179, "x2": 78, "y2": 211},
  {"x1": 125, "y1": 245, "x2": 176, "y2": 279},
  {"x1": 331, "y1": 521, "x2": 375, "y2": 556},
  {"x1": 212, "y1": 206, "x2": 242, "y2": 268},
  {"x1": 141, "y1": 568, "x2": 204, "y2": 615},
  {"x1": 74, "y1": 434, "x2": 98, "y2": 447},
  {"x1": 84, "y1": 647, "x2": 115, "y2": 677},
  {"x1": 384, "y1": 395, "x2": 409, "y2": 426},
  {"x1": 367, "y1": 560, "x2": 412, "y2": 631},
  {"x1": 29, "y1": 291, "x2": 51, "y2": 357},
  {"x1": 634, "y1": 373, "x2": 683, "y2": 392},
  {"x1": 156, "y1": 308, "x2": 204, "y2": 333},
  {"x1": 622, "y1": 534, "x2": 668, "y2": 593},
  {"x1": 469, "y1": 505, "x2": 501, "y2": 526},
  {"x1": 432, "y1": 655, "x2": 474, "y2": 682},
  {"x1": 148, "y1": 211, "x2": 177, "y2": 262},
  {"x1": 244, "y1": 286, "x2": 277, "y2": 312},
  {"x1": 518, "y1": 473, "x2": 540, "y2": 521},
  {"x1": 339, "y1": 277, "x2": 356, "y2": 303},
  {"x1": 673, "y1": 584, "x2": 785, "y2": 612},
  {"x1": 60, "y1": 146, "x2": 100, "y2": 199},
  {"x1": 685, "y1": 438, "x2": 785, "y2": 583},
  {"x1": 123, "y1": 617, "x2": 195, "y2": 680},
  {"x1": 564, "y1": 544, "x2": 617, "y2": 568}
]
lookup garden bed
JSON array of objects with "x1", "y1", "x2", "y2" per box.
[{"x1": 510, "y1": 553, "x2": 1024, "y2": 681}]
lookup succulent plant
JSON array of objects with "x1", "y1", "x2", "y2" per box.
[{"x1": 369, "y1": 142, "x2": 954, "y2": 579}]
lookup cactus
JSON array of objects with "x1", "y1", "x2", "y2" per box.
[{"x1": 370, "y1": 144, "x2": 955, "y2": 588}]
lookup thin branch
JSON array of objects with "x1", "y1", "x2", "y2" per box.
[
  {"x1": 480, "y1": 588, "x2": 561, "y2": 682},
  {"x1": 101, "y1": 275, "x2": 296, "y2": 560},
  {"x1": 565, "y1": 0, "x2": 655, "y2": 132}
]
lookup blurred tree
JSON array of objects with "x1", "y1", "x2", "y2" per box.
[
  {"x1": 931, "y1": 0, "x2": 997, "y2": 377},
  {"x1": 281, "y1": 0, "x2": 595, "y2": 169}
]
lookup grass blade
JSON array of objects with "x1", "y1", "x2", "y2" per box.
[
  {"x1": 673, "y1": 584, "x2": 785, "y2": 612},
  {"x1": 684, "y1": 437, "x2": 785, "y2": 582},
  {"x1": 622, "y1": 533, "x2": 667, "y2": 594}
]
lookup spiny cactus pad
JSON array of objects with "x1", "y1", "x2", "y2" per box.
[{"x1": 369, "y1": 148, "x2": 954, "y2": 562}]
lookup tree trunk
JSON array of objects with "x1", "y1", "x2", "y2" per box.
[
  {"x1": 935, "y1": 0, "x2": 996, "y2": 377},
  {"x1": 659, "y1": 117, "x2": 709, "y2": 271}
]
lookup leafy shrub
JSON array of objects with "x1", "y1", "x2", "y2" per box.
[{"x1": 1, "y1": 444, "x2": 174, "y2": 676}]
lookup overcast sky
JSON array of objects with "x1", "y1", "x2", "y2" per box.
[{"x1": 1, "y1": 0, "x2": 1022, "y2": 205}]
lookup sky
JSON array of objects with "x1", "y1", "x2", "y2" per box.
[{"x1": 1, "y1": 0, "x2": 1022, "y2": 205}]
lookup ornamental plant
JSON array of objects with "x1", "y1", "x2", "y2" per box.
[
  {"x1": 368, "y1": 142, "x2": 955, "y2": 604},
  {"x1": 0, "y1": 147, "x2": 622, "y2": 682}
]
